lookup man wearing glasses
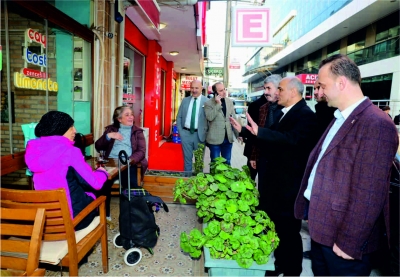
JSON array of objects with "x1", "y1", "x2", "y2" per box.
[{"x1": 204, "y1": 82, "x2": 238, "y2": 165}]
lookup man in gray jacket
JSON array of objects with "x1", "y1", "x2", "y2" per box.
[
  {"x1": 176, "y1": 80, "x2": 208, "y2": 175},
  {"x1": 204, "y1": 82, "x2": 238, "y2": 165}
]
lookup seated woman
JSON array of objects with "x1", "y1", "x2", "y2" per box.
[
  {"x1": 25, "y1": 111, "x2": 109, "y2": 231},
  {"x1": 95, "y1": 106, "x2": 148, "y2": 221}
]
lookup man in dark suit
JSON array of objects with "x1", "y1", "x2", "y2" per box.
[
  {"x1": 176, "y1": 80, "x2": 208, "y2": 176},
  {"x1": 314, "y1": 78, "x2": 336, "y2": 138},
  {"x1": 294, "y1": 54, "x2": 399, "y2": 276},
  {"x1": 230, "y1": 76, "x2": 318, "y2": 276},
  {"x1": 243, "y1": 74, "x2": 282, "y2": 180}
]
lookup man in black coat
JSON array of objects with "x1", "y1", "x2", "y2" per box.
[
  {"x1": 231, "y1": 76, "x2": 318, "y2": 276},
  {"x1": 314, "y1": 79, "x2": 336, "y2": 138}
]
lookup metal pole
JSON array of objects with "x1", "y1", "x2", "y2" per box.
[
  {"x1": 45, "y1": 19, "x2": 49, "y2": 112},
  {"x1": 223, "y1": 0, "x2": 231, "y2": 87},
  {"x1": 4, "y1": 1, "x2": 14, "y2": 154}
]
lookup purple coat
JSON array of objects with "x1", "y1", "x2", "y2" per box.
[
  {"x1": 25, "y1": 136, "x2": 108, "y2": 219},
  {"x1": 294, "y1": 99, "x2": 399, "y2": 260},
  {"x1": 95, "y1": 124, "x2": 148, "y2": 178}
]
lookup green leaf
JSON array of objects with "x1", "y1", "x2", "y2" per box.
[
  {"x1": 214, "y1": 174, "x2": 227, "y2": 183},
  {"x1": 225, "y1": 199, "x2": 238, "y2": 213},
  {"x1": 230, "y1": 181, "x2": 246, "y2": 193}
]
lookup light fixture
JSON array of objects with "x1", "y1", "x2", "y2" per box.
[
  {"x1": 159, "y1": 22, "x2": 167, "y2": 30},
  {"x1": 169, "y1": 51, "x2": 179, "y2": 56},
  {"x1": 181, "y1": 67, "x2": 187, "y2": 70}
]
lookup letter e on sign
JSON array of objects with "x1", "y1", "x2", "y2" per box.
[{"x1": 232, "y1": 7, "x2": 271, "y2": 47}]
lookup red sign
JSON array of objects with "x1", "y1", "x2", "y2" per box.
[
  {"x1": 22, "y1": 68, "x2": 49, "y2": 79},
  {"x1": 229, "y1": 64, "x2": 240, "y2": 69},
  {"x1": 26, "y1": 28, "x2": 46, "y2": 48},
  {"x1": 137, "y1": 0, "x2": 160, "y2": 29},
  {"x1": 296, "y1": 74, "x2": 318, "y2": 84},
  {"x1": 232, "y1": 7, "x2": 271, "y2": 47}
]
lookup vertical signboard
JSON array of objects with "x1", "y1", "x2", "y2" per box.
[{"x1": 231, "y1": 7, "x2": 271, "y2": 47}]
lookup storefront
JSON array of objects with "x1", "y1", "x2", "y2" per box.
[
  {"x1": 124, "y1": 17, "x2": 175, "y2": 168},
  {"x1": 1, "y1": 0, "x2": 94, "y2": 157}
]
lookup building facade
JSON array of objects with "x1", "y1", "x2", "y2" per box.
[{"x1": 244, "y1": 0, "x2": 399, "y2": 114}]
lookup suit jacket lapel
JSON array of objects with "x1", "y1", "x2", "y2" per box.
[{"x1": 278, "y1": 99, "x2": 306, "y2": 128}]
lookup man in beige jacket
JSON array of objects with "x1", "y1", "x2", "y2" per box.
[{"x1": 204, "y1": 82, "x2": 238, "y2": 165}]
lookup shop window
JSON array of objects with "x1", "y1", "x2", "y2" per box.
[
  {"x1": 347, "y1": 28, "x2": 366, "y2": 54},
  {"x1": 375, "y1": 12, "x2": 400, "y2": 43},
  {"x1": 73, "y1": 37, "x2": 90, "y2": 101},
  {"x1": 327, "y1": 40, "x2": 341, "y2": 57},
  {"x1": 307, "y1": 49, "x2": 322, "y2": 71},
  {"x1": 123, "y1": 46, "x2": 144, "y2": 127}
]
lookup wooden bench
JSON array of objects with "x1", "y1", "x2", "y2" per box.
[{"x1": 1, "y1": 151, "x2": 33, "y2": 190}]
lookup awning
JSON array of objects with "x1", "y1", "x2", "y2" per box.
[{"x1": 242, "y1": 73, "x2": 262, "y2": 83}]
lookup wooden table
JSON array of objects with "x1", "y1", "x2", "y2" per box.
[{"x1": 87, "y1": 158, "x2": 125, "y2": 180}]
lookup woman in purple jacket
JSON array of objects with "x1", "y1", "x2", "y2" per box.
[
  {"x1": 95, "y1": 106, "x2": 148, "y2": 221},
  {"x1": 25, "y1": 111, "x2": 109, "y2": 231}
]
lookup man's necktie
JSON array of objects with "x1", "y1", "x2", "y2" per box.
[{"x1": 190, "y1": 98, "x2": 197, "y2": 134}]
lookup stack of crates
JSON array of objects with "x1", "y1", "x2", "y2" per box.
[{"x1": 172, "y1": 125, "x2": 181, "y2": 143}]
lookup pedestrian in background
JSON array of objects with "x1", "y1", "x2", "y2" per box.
[
  {"x1": 176, "y1": 80, "x2": 208, "y2": 176},
  {"x1": 314, "y1": 78, "x2": 336, "y2": 141},
  {"x1": 295, "y1": 54, "x2": 399, "y2": 276},
  {"x1": 204, "y1": 82, "x2": 238, "y2": 165},
  {"x1": 382, "y1": 105, "x2": 392, "y2": 118}
]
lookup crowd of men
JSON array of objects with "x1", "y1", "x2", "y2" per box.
[{"x1": 176, "y1": 54, "x2": 399, "y2": 276}]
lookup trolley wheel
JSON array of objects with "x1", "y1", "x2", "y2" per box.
[
  {"x1": 113, "y1": 233, "x2": 123, "y2": 248},
  {"x1": 124, "y1": 248, "x2": 142, "y2": 266}
]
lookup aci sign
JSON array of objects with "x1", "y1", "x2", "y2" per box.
[
  {"x1": 231, "y1": 7, "x2": 271, "y2": 47},
  {"x1": 296, "y1": 74, "x2": 318, "y2": 85}
]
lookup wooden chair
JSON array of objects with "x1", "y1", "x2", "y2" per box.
[
  {"x1": 0, "y1": 188, "x2": 108, "y2": 276},
  {"x1": 0, "y1": 207, "x2": 46, "y2": 276}
]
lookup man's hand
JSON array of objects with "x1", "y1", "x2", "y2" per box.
[
  {"x1": 229, "y1": 116, "x2": 242, "y2": 132},
  {"x1": 108, "y1": 132, "x2": 123, "y2": 141},
  {"x1": 215, "y1": 95, "x2": 222, "y2": 105},
  {"x1": 245, "y1": 112, "x2": 259, "y2": 136},
  {"x1": 333, "y1": 243, "x2": 354, "y2": 260},
  {"x1": 250, "y1": 160, "x2": 256, "y2": 169}
]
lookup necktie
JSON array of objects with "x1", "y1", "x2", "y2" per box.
[{"x1": 190, "y1": 98, "x2": 197, "y2": 134}]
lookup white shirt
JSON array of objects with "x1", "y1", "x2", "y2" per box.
[
  {"x1": 279, "y1": 104, "x2": 295, "y2": 121},
  {"x1": 184, "y1": 96, "x2": 201, "y2": 129},
  {"x1": 304, "y1": 97, "x2": 367, "y2": 200}
]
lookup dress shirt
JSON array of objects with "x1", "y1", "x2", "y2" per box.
[
  {"x1": 304, "y1": 97, "x2": 367, "y2": 200},
  {"x1": 279, "y1": 104, "x2": 295, "y2": 121},
  {"x1": 184, "y1": 97, "x2": 201, "y2": 129}
]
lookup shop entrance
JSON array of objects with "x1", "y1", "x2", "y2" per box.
[{"x1": 303, "y1": 85, "x2": 316, "y2": 112}]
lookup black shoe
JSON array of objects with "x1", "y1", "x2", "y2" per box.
[
  {"x1": 303, "y1": 250, "x2": 312, "y2": 259},
  {"x1": 265, "y1": 266, "x2": 284, "y2": 276}
]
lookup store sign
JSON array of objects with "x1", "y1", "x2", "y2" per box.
[
  {"x1": 296, "y1": 74, "x2": 318, "y2": 84},
  {"x1": 22, "y1": 68, "x2": 49, "y2": 79},
  {"x1": 181, "y1": 76, "x2": 202, "y2": 90},
  {"x1": 26, "y1": 28, "x2": 46, "y2": 48},
  {"x1": 205, "y1": 67, "x2": 223, "y2": 77},
  {"x1": 231, "y1": 7, "x2": 271, "y2": 47},
  {"x1": 14, "y1": 72, "x2": 58, "y2": 92},
  {"x1": 24, "y1": 48, "x2": 47, "y2": 67}
]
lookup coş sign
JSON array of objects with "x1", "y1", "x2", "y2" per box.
[{"x1": 231, "y1": 7, "x2": 271, "y2": 47}]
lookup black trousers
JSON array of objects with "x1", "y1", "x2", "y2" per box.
[
  {"x1": 246, "y1": 159, "x2": 257, "y2": 180},
  {"x1": 269, "y1": 211, "x2": 303, "y2": 276},
  {"x1": 96, "y1": 165, "x2": 138, "y2": 217},
  {"x1": 311, "y1": 240, "x2": 372, "y2": 276}
]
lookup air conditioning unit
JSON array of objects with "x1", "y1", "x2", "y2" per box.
[{"x1": 203, "y1": 45, "x2": 209, "y2": 60}]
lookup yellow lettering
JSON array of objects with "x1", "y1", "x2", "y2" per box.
[{"x1": 13, "y1": 72, "x2": 58, "y2": 92}]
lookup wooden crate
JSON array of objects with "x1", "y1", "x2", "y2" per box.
[{"x1": 142, "y1": 175, "x2": 188, "y2": 203}]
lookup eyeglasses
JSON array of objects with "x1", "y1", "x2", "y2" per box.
[{"x1": 263, "y1": 86, "x2": 271, "y2": 90}]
